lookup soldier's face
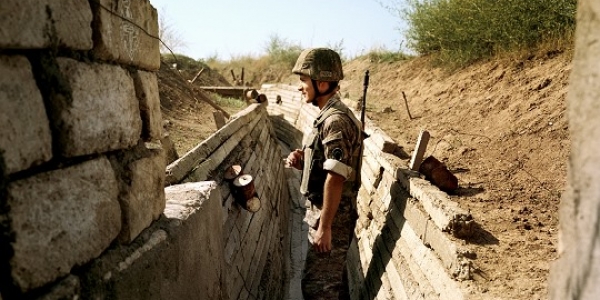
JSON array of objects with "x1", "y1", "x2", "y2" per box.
[{"x1": 298, "y1": 75, "x2": 315, "y2": 103}]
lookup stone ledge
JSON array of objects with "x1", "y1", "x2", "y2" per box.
[
  {"x1": 80, "y1": 181, "x2": 223, "y2": 299},
  {"x1": 397, "y1": 168, "x2": 474, "y2": 238}
]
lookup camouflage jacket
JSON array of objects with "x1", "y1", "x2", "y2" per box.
[{"x1": 300, "y1": 95, "x2": 361, "y2": 205}]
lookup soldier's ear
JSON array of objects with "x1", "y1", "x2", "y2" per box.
[{"x1": 317, "y1": 81, "x2": 330, "y2": 93}]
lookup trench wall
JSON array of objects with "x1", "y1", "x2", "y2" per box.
[
  {"x1": 262, "y1": 83, "x2": 477, "y2": 300},
  {"x1": 0, "y1": 1, "x2": 292, "y2": 299},
  {"x1": 549, "y1": 0, "x2": 600, "y2": 298},
  {"x1": 0, "y1": 0, "x2": 168, "y2": 298},
  {"x1": 164, "y1": 103, "x2": 291, "y2": 300}
]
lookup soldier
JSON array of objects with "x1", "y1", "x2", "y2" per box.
[{"x1": 286, "y1": 48, "x2": 362, "y2": 299}]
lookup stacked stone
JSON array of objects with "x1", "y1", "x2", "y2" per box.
[
  {"x1": 0, "y1": 0, "x2": 163, "y2": 298},
  {"x1": 262, "y1": 84, "x2": 305, "y2": 150},
  {"x1": 164, "y1": 103, "x2": 292, "y2": 300}
]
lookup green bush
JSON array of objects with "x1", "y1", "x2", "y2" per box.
[{"x1": 402, "y1": 0, "x2": 576, "y2": 66}]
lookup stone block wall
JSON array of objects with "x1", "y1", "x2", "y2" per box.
[
  {"x1": 165, "y1": 103, "x2": 292, "y2": 300},
  {"x1": 0, "y1": 0, "x2": 164, "y2": 298},
  {"x1": 262, "y1": 83, "x2": 477, "y2": 299}
]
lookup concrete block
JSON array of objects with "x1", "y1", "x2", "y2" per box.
[
  {"x1": 0, "y1": 55, "x2": 52, "y2": 174},
  {"x1": 391, "y1": 210, "x2": 464, "y2": 300},
  {"x1": 396, "y1": 170, "x2": 472, "y2": 234},
  {"x1": 52, "y1": 58, "x2": 141, "y2": 157},
  {"x1": 0, "y1": 0, "x2": 92, "y2": 50},
  {"x1": 81, "y1": 181, "x2": 223, "y2": 299},
  {"x1": 92, "y1": 0, "x2": 160, "y2": 70},
  {"x1": 7, "y1": 157, "x2": 121, "y2": 292},
  {"x1": 133, "y1": 71, "x2": 162, "y2": 142},
  {"x1": 118, "y1": 152, "x2": 167, "y2": 243}
]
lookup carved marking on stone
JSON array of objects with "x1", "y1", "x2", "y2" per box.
[{"x1": 120, "y1": 0, "x2": 140, "y2": 62}]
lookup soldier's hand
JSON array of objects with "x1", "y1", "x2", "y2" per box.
[
  {"x1": 313, "y1": 226, "x2": 332, "y2": 254},
  {"x1": 286, "y1": 149, "x2": 304, "y2": 170}
]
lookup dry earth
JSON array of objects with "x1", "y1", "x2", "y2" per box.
[{"x1": 158, "y1": 49, "x2": 572, "y2": 299}]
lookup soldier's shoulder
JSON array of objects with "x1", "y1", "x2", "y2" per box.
[{"x1": 322, "y1": 112, "x2": 357, "y2": 132}]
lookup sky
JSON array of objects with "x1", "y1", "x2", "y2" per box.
[{"x1": 149, "y1": 0, "x2": 408, "y2": 60}]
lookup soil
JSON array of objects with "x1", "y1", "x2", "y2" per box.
[{"x1": 158, "y1": 49, "x2": 571, "y2": 300}]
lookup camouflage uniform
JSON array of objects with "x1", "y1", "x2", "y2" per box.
[
  {"x1": 301, "y1": 94, "x2": 361, "y2": 237},
  {"x1": 300, "y1": 95, "x2": 361, "y2": 300},
  {"x1": 292, "y1": 47, "x2": 361, "y2": 299}
]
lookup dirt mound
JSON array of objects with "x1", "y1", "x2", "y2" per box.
[
  {"x1": 158, "y1": 50, "x2": 572, "y2": 299},
  {"x1": 341, "y1": 51, "x2": 570, "y2": 299},
  {"x1": 157, "y1": 61, "x2": 225, "y2": 153}
]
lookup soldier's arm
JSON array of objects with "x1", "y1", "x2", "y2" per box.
[
  {"x1": 313, "y1": 171, "x2": 345, "y2": 252},
  {"x1": 312, "y1": 114, "x2": 356, "y2": 252}
]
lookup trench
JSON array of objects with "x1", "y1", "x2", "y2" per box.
[
  {"x1": 163, "y1": 83, "x2": 480, "y2": 299},
  {"x1": 266, "y1": 84, "x2": 477, "y2": 300}
]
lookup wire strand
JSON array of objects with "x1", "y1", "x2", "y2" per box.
[{"x1": 89, "y1": 0, "x2": 181, "y2": 65}]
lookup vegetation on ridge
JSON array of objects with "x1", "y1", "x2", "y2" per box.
[{"x1": 396, "y1": 0, "x2": 577, "y2": 66}]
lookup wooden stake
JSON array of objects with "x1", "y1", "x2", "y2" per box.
[
  {"x1": 409, "y1": 130, "x2": 430, "y2": 171},
  {"x1": 189, "y1": 68, "x2": 205, "y2": 84},
  {"x1": 402, "y1": 91, "x2": 414, "y2": 120},
  {"x1": 213, "y1": 110, "x2": 227, "y2": 129}
]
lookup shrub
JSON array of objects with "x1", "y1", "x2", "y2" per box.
[
  {"x1": 401, "y1": 0, "x2": 576, "y2": 66},
  {"x1": 264, "y1": 34, "x2": 303, "y2": 70}
]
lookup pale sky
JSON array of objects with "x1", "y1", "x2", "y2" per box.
[{"x1": 149, "y1": 0, "x2": 407, "y2": 60}]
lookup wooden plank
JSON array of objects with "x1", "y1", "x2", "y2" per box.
[
  {"x1": 166, "y1": 104, "x2": 261, "y2": 185},
  {"x1": 409, "y1": 130, "x2": 430, "y2": 171},
  {"x1": 187, "y1": 113, "x2": 263, "y2": 182}
]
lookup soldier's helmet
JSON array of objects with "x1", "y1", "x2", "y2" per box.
[{"x1": 292, "y1": 48, "x2": 344, "y2": 81}]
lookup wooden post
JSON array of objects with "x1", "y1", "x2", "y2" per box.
[
  {"x1": 402, "y1": 91, "x2": 414, "y2": 120},
  {"x1": 241, "y1": 67, "x2": 245, "y2": 85},
  {"x1": 409, "y1": 130, "x2": 430, "y2": 171},
  {"x1": 189, "y1": 68, "x2": 205, "y2": 84},
  {"x1": 230, "y1": 69, "x2": 236, "y2": 82},
  {"x1": 213, "y1": 110, "x2": 227, "y2": 129}
]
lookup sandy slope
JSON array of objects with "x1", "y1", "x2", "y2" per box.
[{"x1": 340, "y1": 52, "x2": 570, "y2": 299}]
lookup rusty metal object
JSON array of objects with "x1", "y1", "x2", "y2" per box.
[
  {"x1": 245, "y1": 89, "x2": 259, "y2": 100},
  {"x1": 233, "y1": 174, "x2": 261, "y2": 212},
  {"x1": 256, "y1": 93, "x2": 267, "y2": 104},
  {"x1": 224, "y1": 165, "x2": 242, "y2": 181},
  {"x1": 418, "y1": 155, "x2": 458, "y2": 193}
]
